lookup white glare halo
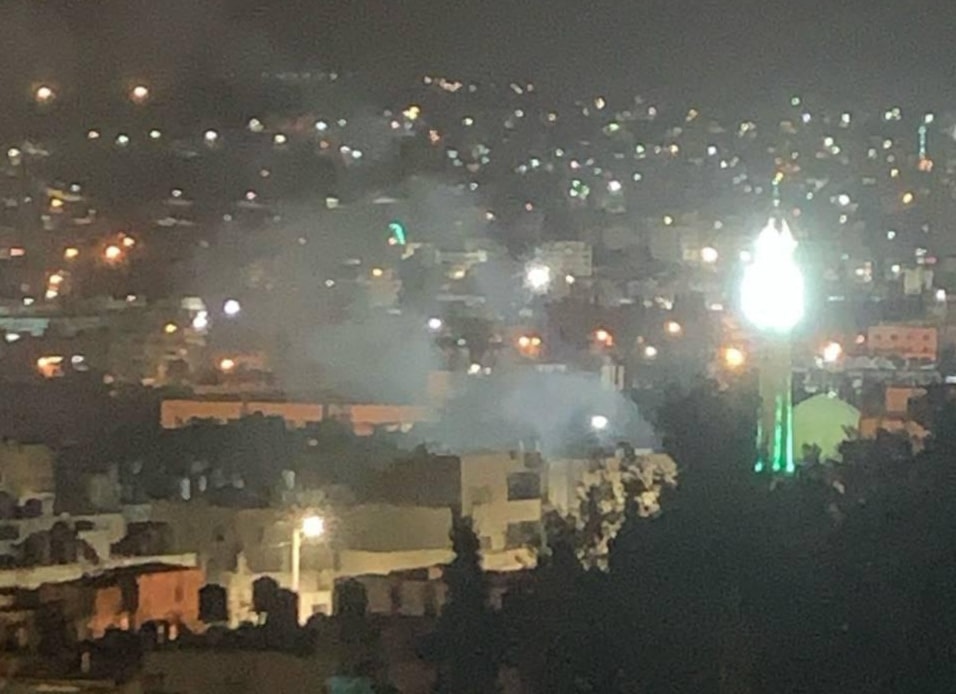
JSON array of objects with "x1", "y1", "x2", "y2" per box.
[
  {"x1": 524, "y1": 263, "x2": 551, "y2": 293},
  {"x1": 740, "y1": 218, "x2": 804, "y2": 333}
]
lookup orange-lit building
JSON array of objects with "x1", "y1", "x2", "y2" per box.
[
  {"x1": 866, "y1": 324, "x2": 937, "y2": 361},
  {"x1": 34, "y1": 564, "x2": 204, "y2": 640},
  {"x1": 160, "y1": 399, "x2": 432, "y2": 434}
]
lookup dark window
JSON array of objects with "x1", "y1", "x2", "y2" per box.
[
  {"x1": 507, "y1": 472, "x2": 541, "y2": 501},
  {"x1": 505, "y1": 521, "x2": 541, "y2": 549},
  {"x1": 74, "y1": 520, "x2": 95, "y2": 532}
]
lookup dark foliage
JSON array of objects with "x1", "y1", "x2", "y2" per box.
[{"x1": 501, "y1": 380, "x2": 956, "y2": 692}]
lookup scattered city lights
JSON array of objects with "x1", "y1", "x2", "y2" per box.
[{"x1": 223, "y1": 299, "x2": 241, "y2": 317}]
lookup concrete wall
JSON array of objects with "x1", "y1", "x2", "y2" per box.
[{"x1": 460, "y1": 452, "x2": 543, "y2": 552}]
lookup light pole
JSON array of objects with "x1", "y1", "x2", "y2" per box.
[
  {"x1": 291, "y1": 514, "x2": 325, "y2": 595},
  {"x1": 740, "y1": 216, "x2": 804, "y2": 474}
]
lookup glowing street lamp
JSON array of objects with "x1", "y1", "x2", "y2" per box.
[
  {"x1": 291, "y1": 514, "x2": 325, "y2": 594},
  {"x1": 590, "y1": 414, "x2": 609, "y2": 431},
  {"x1": 524, "y1": 262, "x2": 551, "y2": 294},
  {"x1": 740, "y1": 216, "x2": 804, "y2": 474}
]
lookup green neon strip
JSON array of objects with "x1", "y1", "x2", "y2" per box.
[{"x1": 772, "y1": 395, "x2": 783, "y2": 473}]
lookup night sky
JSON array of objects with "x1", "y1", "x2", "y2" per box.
[{"x1": 2, "y1": 1, "x2": 956, "y2": 105}]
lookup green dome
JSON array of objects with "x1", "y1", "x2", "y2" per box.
[{"x1": 793, "y1": 393, "x2": 860, "y2": 462}]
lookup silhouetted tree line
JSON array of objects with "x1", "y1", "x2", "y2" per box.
[{"x1": 424, "y1": 379, "x2": 956, "y2": 692}]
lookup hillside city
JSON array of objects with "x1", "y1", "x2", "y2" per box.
[{"x1": 0, "y1": 35, "x2": 955, "y2": 694}]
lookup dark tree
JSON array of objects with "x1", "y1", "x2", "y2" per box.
[
  {"x1": 252, "y1": 575, "x2": 280, "y2": 623},
  {"x1": 199, "y1": 584, "x2": 229, "y2": 624},
  {"x1": 427, "y1": 517, "x2": 504, "y2": 694}
]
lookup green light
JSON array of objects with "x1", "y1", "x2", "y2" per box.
[{"x1": 388, "y1": 221, "x2": 407, "y2": 246}]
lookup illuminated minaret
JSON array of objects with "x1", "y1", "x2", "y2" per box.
[{"x1": 740, "y1": 213, "x2": 805, "y2": 474}]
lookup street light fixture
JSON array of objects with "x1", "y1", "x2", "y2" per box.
[{"x1": 291, "y1": 514, "x2": 325, "y2": 594}]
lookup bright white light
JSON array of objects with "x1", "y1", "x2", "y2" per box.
[
  {"x1": 525, "y1": 263, "x2": 552, "y2": 293},
  {"x1": 822, "y1": 341, "x2": 843, "y2": 364},
  {"x1": 204, "y1": 130, "x2": 219, "y2": 144},
  {"x1": 468, "y1": 363, "x2": 482, "y2": 375},
  {"x1": 607, "y1": 180, "x2": 622, "y2": 193},
  {"x1": 149, "y1": 129, "x2": 162, "y2": 140},
  {"x1": 427, "y1": 317, "x2": 443, "y2": 331},
  {"x1": 130, "y1": 85, "x2": 150, "y2": 103},
  {"x1": 35, "y1": 86, "x2": 55, "y2": 103},
  {"x1": 643, "y1": 345, "x2": 658, "y2": 359},
  {"x1": 223, "y1": 299, "x2": 241, "y2": 317},
  {"x1": 590, "y1": 415, "x2": 609, "y2": 431},
  {"x1": 248, "y1": 118, "x2": 264, "y2": 133},
  {"x1": 115, "y1": 134, "x2": 130, "y2": 147},
  {"x1": 192, "y1": 311, "x2": 209, "y2": 330},
  {"x1": 740, "y1": 218, "x2": 804, "y2": 333},
  {"x1": 273, "y1": 133, "x2": 287, "y2": 146},
  {"x1": 701, "y1": 246, "x2": 719, "y2": 264},
  {"x1": 936, "y1": 289, "x2": 947, "y2": 303},
  {"x1": 837, "y1": 193, "x2": 851, "y2": 207},
  {"x1": 301, "y1": 515, "x2": 325, "y2": 538}
]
